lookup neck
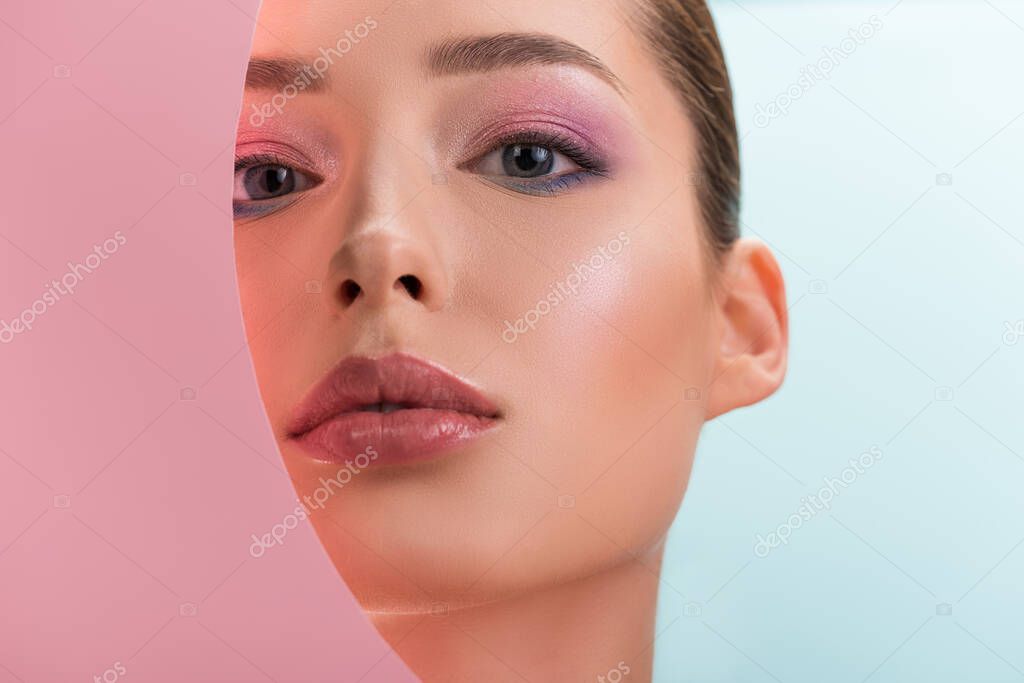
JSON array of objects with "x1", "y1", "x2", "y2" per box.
[{"x1": 370, "y1": 551, "x2": 663, "y2": 683}]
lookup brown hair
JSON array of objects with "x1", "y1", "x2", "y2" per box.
[{"x1": 632, "y1": 0, "x2": 740, "y2": 257}]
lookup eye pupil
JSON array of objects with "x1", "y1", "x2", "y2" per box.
[
  {"x1": 266, "y1": 167, "x2": 290, "y2": 193},
  {"x1": 503, "y1": 145, "x2": 554, "y2": 177},
  {"x1": 244, "y1": 165, "x2": 296, "y2": 199}
]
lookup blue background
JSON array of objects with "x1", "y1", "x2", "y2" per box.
[{"x1": 657, "y1": 1, "x2": 1024, "y2": 681}]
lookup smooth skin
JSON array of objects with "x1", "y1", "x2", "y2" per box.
[{"x1": 234, "y1": 1, "x2": 787, "y2": 680}]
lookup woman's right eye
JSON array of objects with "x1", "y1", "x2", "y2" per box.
[{"x1": 234, "y1": 163, "x2": 319, "y2": 203}]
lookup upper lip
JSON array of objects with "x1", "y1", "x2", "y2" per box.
[{"x1": 287, "y1": 353, "x2": 501, "y2": 438}]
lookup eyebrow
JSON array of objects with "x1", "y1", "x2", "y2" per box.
[
  {"x1": 245, "y1": 57, "x2": 330, "y2": 93},
  {"x1": 426, "y1": 33, "x2": 625, "y2": 94}
]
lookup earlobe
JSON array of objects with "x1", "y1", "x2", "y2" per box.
[{"x1": 705, "y1": 238, "x2": 789, "y2": 420}]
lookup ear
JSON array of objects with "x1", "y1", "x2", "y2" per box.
[{"x1": 706, "y1": 238, "x2": 789, "y2": 420}]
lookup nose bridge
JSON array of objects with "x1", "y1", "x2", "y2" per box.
[
  {"x1": 324, "y1": 136, "x2": 447, "y2": 313},
  {"x1": 352, "y1": 133, "x2": 423, "y2": 224}
]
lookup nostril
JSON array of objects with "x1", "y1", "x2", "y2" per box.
[
  {"x1": 396, "y1": 274, "x2": 423, "y2": 300},
  {"x1": 340, "y1": 279, "x2": 362, "y2": 306}
]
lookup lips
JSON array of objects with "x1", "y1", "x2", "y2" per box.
[{"x1": 287, "y1": 353, "x2": 501, "y2": 466}]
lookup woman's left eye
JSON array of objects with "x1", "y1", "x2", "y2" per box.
[
  {"x1": 233, "y1": 162, "x2": 319, "y2": 203},
  {"x1": 475, "y1": 144, "x2": 580, "y2": 180}
]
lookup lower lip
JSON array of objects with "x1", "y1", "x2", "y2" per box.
[{"x1": 292, "y1": 409, "x2": 498, "y2": 466}]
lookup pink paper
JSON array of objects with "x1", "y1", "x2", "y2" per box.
[{"x1": 0, "y1": 1, "x2": 413, "y2": 680}]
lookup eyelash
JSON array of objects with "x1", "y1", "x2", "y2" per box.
[
  {"x1": 233, "y1": 152, "x2": 319, "y2": 178},
  {"x1": 473, "y1": 130, "x2": 610, "y2": 196},
  {"x1": 233, "y1": 152, "x2": 321, "y2": 218}
]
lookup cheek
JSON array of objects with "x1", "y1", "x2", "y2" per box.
[
  {"x1": 233, "y1": 228, "x2": 321, "y2": 432},
  {"x1": 569, "y1": 226, "x2": 711, "y2": 548},
  {"x1": 567, "y1": 222, "x2": 711, "y2": 545},
  {"x1": 491, "y1": 191, "x2": 713, "y2": 520},
  {"x1": 235, "y1": 233, "x2": 303, "y2": 332}
]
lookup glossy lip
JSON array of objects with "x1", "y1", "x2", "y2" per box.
[{"x1": 286, "y1": 353, "x2": 501, "y2": 466}]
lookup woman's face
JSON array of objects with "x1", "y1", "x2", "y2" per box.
[{"x1": 235, "y1": 0, "x2": 779, "y2": 613}]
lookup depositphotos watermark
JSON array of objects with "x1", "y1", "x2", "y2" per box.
[
  {"x1": 502, "y1": 231, "x2": 631, "y2": 344},
  {"x1": 597, "y1": 661, "x2": 631, "y2": 683},
  {"x1": 93, "y1": 660, "x2": 126, "y2": 683},
  {"x1": 1003, "y1": 320, "x2": 1023, "y2": 346},
  {"x1": 1, "y1": 230, "x2": 127, "y2": 344},
  {"x1": 754, "y1": 15, "x2": 883, "y2": 128},
  {"x1": 754, "y1": 445, "x2": 883, "y2": 558},
  {"x1": 248, "y1": 16, "x2": 378, "y2": 127},
  {"x1": 249, "y1": 446, "x2": 378, "y2": 558}
]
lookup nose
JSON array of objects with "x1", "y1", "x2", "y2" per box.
[{"x1": 324, "y1": 229, "x2": 447, "y2": 313}]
